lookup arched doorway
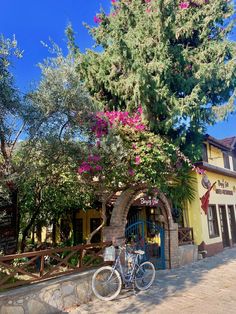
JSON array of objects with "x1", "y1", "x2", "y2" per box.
[
  {"x1": 125, "y1": 193, "x2": 167, "y2": 269},
  {"x1": 103, "y1": 184, "x2": 179, "y2": 269},
  {"x1": 125, "y1": 220, "x2": 165, "y2": 269}
]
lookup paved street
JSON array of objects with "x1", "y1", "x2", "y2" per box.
[{"x1": 68, "y1": 247, "x2": 236, "y2": 314}]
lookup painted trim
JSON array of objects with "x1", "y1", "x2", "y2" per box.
[{"x1": 195, "y1": 161, "x2": 236, "y2": 178}]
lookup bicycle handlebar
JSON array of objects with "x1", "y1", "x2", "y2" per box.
[{"x1": 114, "y1": 245, "x2": 144, "y2": 256}]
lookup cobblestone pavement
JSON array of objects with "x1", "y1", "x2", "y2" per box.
[{"x1": 68, "y1": 247, "x2": 236, "y2": 314}]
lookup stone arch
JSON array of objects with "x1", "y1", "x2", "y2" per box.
[
  {"x1": 110, "y1": 183, "x2": 174, "y2": 229},
  {"x1": 103, "y1": 183, "x2": 174, "y2": 241},
  {"x1": 103, "y1": 183, "x2": 179, "y2": 269}
]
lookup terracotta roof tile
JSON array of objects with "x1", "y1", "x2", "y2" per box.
[
  {"x1": 205, "y1": 134, "x2": 236, "y2": 151},
  {"x1": 218, "y1": 137, "x2": 236, "y2": 149}
]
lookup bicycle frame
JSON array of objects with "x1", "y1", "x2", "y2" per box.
[
  {"x1": 110, "y1": 247, "x2": 140, "y2": 286},
  {"x1": 91, "y1": 246, "x2": 155, "y2": 300}
]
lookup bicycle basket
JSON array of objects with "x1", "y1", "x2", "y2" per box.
[{"x1": 103, "y1": 246, "x2": 116, "y2": 261}]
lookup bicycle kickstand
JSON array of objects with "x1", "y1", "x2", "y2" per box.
[{"x1": 132, "y1": 282, "x2": 137, "y2": 296}]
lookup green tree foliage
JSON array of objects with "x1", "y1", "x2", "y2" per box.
[
  {"x1": 79, "y1": 0, "x2": 236, "y2": 158},
  {"x1": 0, "y1": 34, "x2": 25, "y2": 252},
  {"x1": 0, "y1": 35, "x2": 23, "y2": 120},
  {"x1": 17, "y1": 139, "x2": 95, "y2": 251},
  {"x1": 27, "y1": 37, "x2": 96, "y2": 140},
  {"x1": 16, "y1": 33, "x2": 99, "y2": 250},
  {"x1": 0, "y1": 32, "x2": 97, "y2": 250},
  {"x1": 0, "y1": 35, "x2": 24, "y2": 206}
]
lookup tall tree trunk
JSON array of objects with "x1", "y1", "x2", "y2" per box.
[
  {"x1": 20, "y1": 208, "x2": 40, "y2": 252},
  {"x1": 86, "y1": 200, "x2": 107, "y2": 244},
  {"x1": 21, "y1": 183, "x2": 43, "y2": 252},
  {"x1": 5, "y1": 186, "x2": 19, "y2": 254},
  {"x1": 77, "y1": 195, "x2": 110, "y2": 267}
]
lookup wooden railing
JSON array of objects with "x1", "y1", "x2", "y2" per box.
[
  {"x1": 0, "y1": 242, "x2": 111, "y2": 290},
  {"x1": 178, "y1": 227, "x2": 194, "y2": 246}
]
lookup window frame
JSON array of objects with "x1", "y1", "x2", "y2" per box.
[
  {"x1": 223, "y1": 152, "x2": 230, "y2": 169},
  {"x1": 207, "y1": 205, "x2": 219, "y2": 238},
  {"x1": 202, "y1": 143, "x2": 208, "y2": 162},
  {"x1": 232, "y1": 156, "x2": 236, "y2": 171}
]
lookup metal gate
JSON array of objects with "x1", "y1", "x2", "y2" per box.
[{"x1": 125, "y1": 220, "x2": 165, "y2": 269}]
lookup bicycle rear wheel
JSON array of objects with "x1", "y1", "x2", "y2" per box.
[
  {"x1": 92, "y1": 266, "x2": 122, "y2": 301},
  {"x1": 134, "y1": 261, "x2": 155, "y2": 290}
]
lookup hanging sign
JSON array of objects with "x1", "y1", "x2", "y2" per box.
[{"x1": 133, "y1": 195, "x2": 159, "y2": 207}]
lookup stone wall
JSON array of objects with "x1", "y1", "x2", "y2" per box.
[
  {"x1": 164, "y1": 225, "x2": 199, "y2": 269},
  {"x1": 164, "y1": 223, "x2": 179, "y2": 269},
  {"x1": 103, "y1": 225, "x2": 125, "y2": 245},
  {"x1": 178, "y1": 244, "x2": 199, "y2": 267},
  {"x1": 0, "y1": 270, "x2": 96, "y2": 314}
]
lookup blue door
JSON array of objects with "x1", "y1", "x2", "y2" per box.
[{"x1": 125, "y1": 220, "x2": 165, "y2": 269}]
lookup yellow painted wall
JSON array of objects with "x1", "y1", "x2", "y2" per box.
[
  {"x1": 207, "y1": 143, "x2": 224, "y2": 168},
  {"x1": 185, "y1": 173, "x2": 203, "y2": 245},
  {"x1": 199, "y1": 172, "x2": 236, "y2": 245},
  {"x1": 76, "y1": 209, "x2": 101, "y2": 240},
  {"x1": 41, "y1": 227, "x2": 47, "y2": 242},
  {"x1": 35, "y1": 224, "x2": 61, "y2": 243},
  {"x1": 187, "y1": 169, "x2": 236, "y2": 246},
  {"x1": 31, "y1": 226, "x2": 52, "y2": 244}
]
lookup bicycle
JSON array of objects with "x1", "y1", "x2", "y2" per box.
[{"x1": 91, "y1": 245, "x2": 156, "y2": 301}]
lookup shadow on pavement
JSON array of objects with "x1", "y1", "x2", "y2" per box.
[
  {"x1": 114, "y1": 247, "x2": 236, "y2": 314},
  {"x1": 68, "y1": 247, "x2": 236, "y2": 314}
]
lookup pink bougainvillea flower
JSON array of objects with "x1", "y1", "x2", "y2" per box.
[
  {"x1": 135, "y1": 124, "x2": 146, "y2": 131},
  {"x1": 88, "y1": 155, "x2": 101, "y2": 163},
  {"x1": 93, "y1": 155, "x2": 101, "y2": 162},
  {"x1": 95, "y1": 165, "x2": 103, "y2": 171},
  {"x1": 135, "y1": 156, "x2": 141, "y2": 165},
  {"x1": 191, "y1": 166, "x2": 206, "y2": 175},
  {"x1": 111, "y1": 0, "x2": 117, "y2": 3},
  {"x1": 92, "y1": 107, "x2": 145, "y2": 136},
  {"x1": 94, "y1": 15, "x2": 102, "y2": 23},
  {"x1": 128, "y1": 168, "x2": 135, "y2": 176},
  {"x1": 179, "y1": 2, "x2": 189, "y2": 9},
  {"x1": 78, "y1": 162, "x2": 92, "y2": 174},
  {"x1": 91, "y1": 115, "x2": 109, "y2": 138},
  {"x1": 196, "y1": 167, "x2": 206, "y2": 175},
  {"x1": 132, "y1": 143, "x2": 137, "y2": 149},
  {"x1": 146, "y1": 143, "x2": 152, "y2": 148},
  {"x1": 137, "y1": 106, "x2": 143, "y2": 115},
  {"x1": 145, "y1": 0, "x2": 151, "y2": 3}
]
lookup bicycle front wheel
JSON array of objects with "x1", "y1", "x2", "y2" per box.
[
  {"x1": 92, "y1": 266, "x2": 122, "y2": 301},
  {"x1": 135, "y1": 261, "x2": 155, "y2": 291}
]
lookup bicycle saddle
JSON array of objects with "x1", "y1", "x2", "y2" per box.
[{"x1": 133, "y1": 250, "x2": 145, "y2": 255}]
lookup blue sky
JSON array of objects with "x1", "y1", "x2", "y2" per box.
[{"x1": 0, "y1": 0, "x2": 235, "y2": 139}]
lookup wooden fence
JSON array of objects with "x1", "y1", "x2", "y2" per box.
[
  {"x1": 178, "y1": 227, "x2": 194, "y2": 246},
  {"x1": 0, "y1": 242, "x2": 111, "y2": 290}
]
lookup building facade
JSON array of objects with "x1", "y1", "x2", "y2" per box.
[{"x1": 186, "y1": 135, "x2": 236, "y2": 256}]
